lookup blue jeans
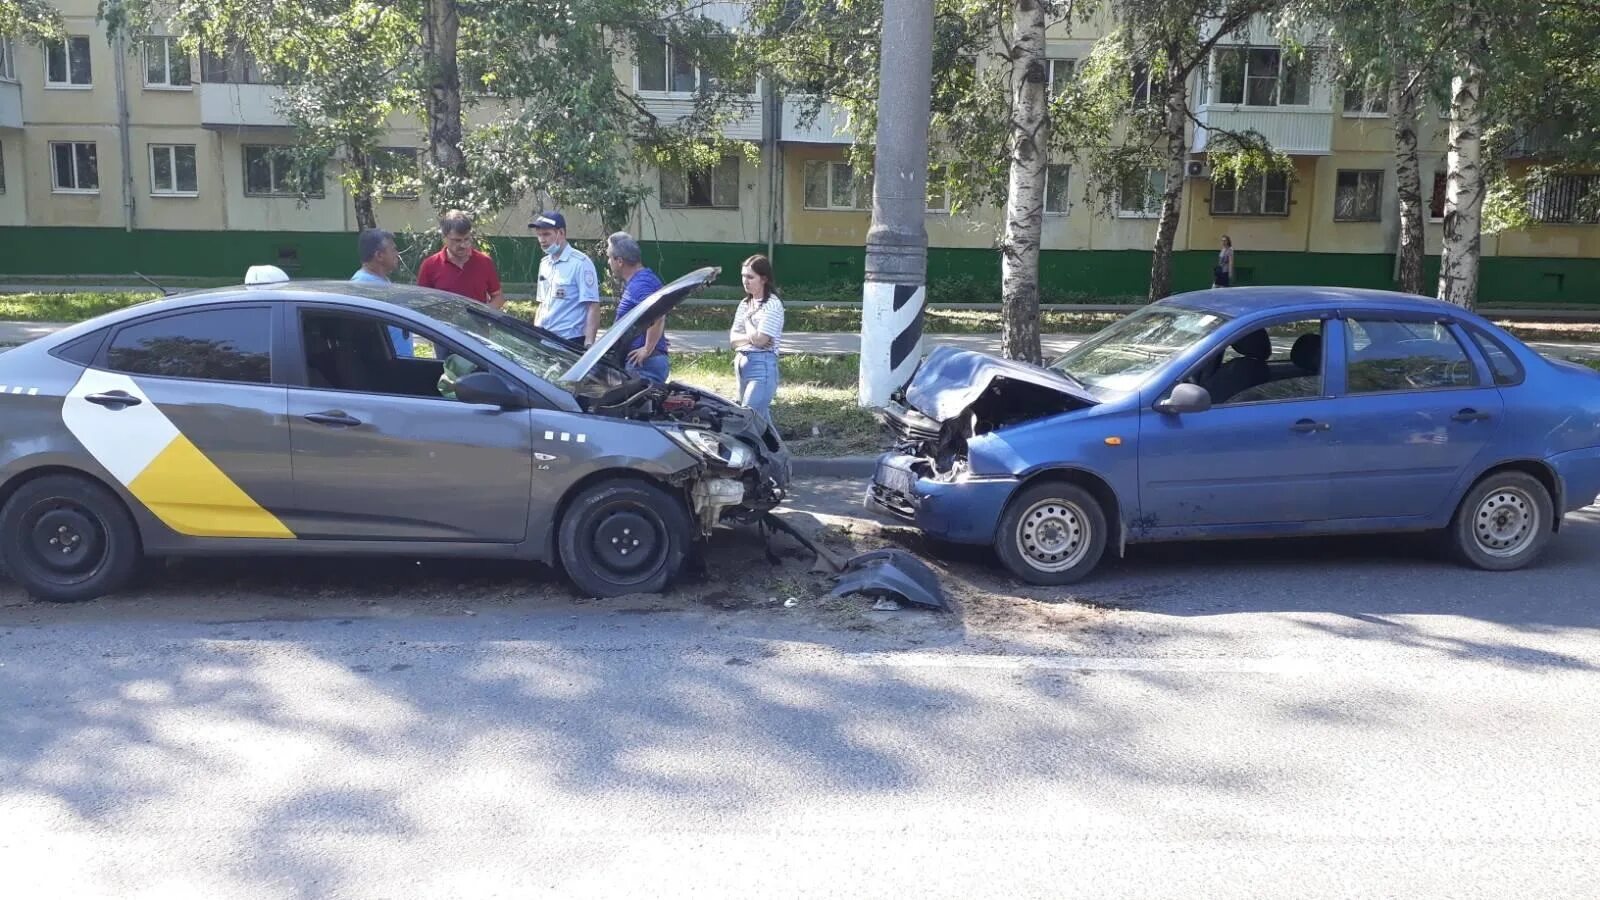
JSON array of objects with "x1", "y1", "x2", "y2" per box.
[
  {"x1": 627, "y1": 351, "x2": 670, "y2": 384},
  {"x1": 735, "y1": 350, "x2": 778, "y2": 420}
]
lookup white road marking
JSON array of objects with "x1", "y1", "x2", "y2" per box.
[{"x1": 847, "y1": 652, "x2": 1320, "y2": 675}]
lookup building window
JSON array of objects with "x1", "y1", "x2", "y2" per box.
[
  {"x1": 46, "y1": 36, "x2": 93, "y2": 87},
  {"x1": 150, "y1": 144, "x2": 198, "y2": 196},
  {"x1": 201, "y1": 43, "x2": 267, "y2": 84},
  {"x1": 371, "y1": 147, "x2": 421, "y2": 199},
  {"x1": 1211, "y1": 170, "x2": 1289, "y2": 216},
  {"x1": 243, "y1": 145, "x2": 323, "y2": 197},
  {"x1": 660, "y1": 156, "x2": 739, "y2": 209},
  {"x1": 1528, "y1": 174, "x2": 1600, "y2": 225},
  {"x1": 1342, "y1": 80, "x2": 1389, "y2": 116},
  {"x1": 635, "y1": 34, "x2": 751, "y2": 94},
  {"x1": 50, "y1": 141, "x2": 99, "y2": 193},
  {"x1": 1118, "y1": 168, "x2": 1165, "y2": 217},
  {"x1": 143, "y1": 37, "x2": 192, "y2": 88},
  {"x1": 1044, "y1": 164, "x2": 1071, "y2": 214},
  {"x1": 1130, "y1": 63, "x2": 1154, "y2": 108},
  {"x1": 804, "y1": 160, "x2": 870, "y2": 211},
  {"x1": 1430, "y1": 169, "x2": 1447, "y2": 220},
  {"x1": 1046, "y1": 58, "x2": 1076, "y2": 99},
  {"x1": 0, "y1": 39, "x2": 16, "y2": 81},
  {"x1": 1334, "y1": 170, "x2": 1383, "y2": 221},
  {"x1": 1211, "y1": 47, "x2": 1311, "y2": 107}
]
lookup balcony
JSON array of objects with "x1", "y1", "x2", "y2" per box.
[
  {"x1": 0, "y1": 80, "x2": 21, "y2": 130},
  {"x1": 780, "y1": 96, "x2": 853, "y2": 144},
  {"x1": 200, "y1": 83, "x2": 290, "y2": 129},
  {"x1": 636, "y1": 92, "x2": 762, "y2": 141},
  {"x1": 1192, "y1": 104, "x2": 1333, "y2": 155}
]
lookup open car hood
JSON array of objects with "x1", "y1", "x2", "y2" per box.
[
  {"x1": 903, "y1": 345, "x2": 1100, "y2": 423},
  {"x1": 559, "y1": 266, "x2": 720, "y2": 384}
]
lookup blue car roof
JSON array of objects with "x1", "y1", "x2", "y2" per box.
[{"x1": 1156, "y1": 285, "x2": 1467, "y2": 319}]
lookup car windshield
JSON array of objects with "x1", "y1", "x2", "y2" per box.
[
  {"x1": 414, "y1": 297, "x2": 625, "y2": 390},
  {"x1": 1048, "y1": 306, "x2": 1230, "y2": 391}
]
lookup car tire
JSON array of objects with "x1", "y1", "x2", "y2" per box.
[
  {"x1": 1448, "y1": 471, "x2": 1554, "y2": 571},
  {"x1": 558, "y1": 478, "x2": 691, "y2": 597},
  {"x1": 0, "y1": 474, "x2": 142, "y2": 603},
  {"x1": 994, "y1": 481, "x2": 1108, "y2": 586}
]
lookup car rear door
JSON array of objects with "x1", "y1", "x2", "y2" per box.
[
  {"x1": 282, "y1": 303, "x2": 533, "y2": 542},
  {"x1": 66, "y1": 303, "x2": 296, "y2": 540}
]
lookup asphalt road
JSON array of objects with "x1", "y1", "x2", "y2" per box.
[{"x1": 2, "y1": 479, "x2": 1599, "y2": 898}]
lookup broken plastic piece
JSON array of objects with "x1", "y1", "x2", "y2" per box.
[
  {"x1": 761, "y1": 513, "x2": 849, "y2": 573},
  {"x1": 829, "y1": 548, "x2": 946, "y2": 611}
]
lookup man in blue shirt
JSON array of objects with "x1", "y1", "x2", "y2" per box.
[
  {"x1": 605, "y1": 231, "x2": 669, "y2": 383},
  {"x1": 350, "y1": 227, "x2": 413, "y2": 356}
]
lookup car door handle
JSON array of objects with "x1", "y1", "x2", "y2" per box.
[
  {"x1": 1452, "y1": 408, "x2": 1492, "y2": 422},
  {"x1": 303, "y1": 411, "x2": 361, "y2": 427},
  {"x1": 84, "y1": 390, "x2": 142, "y2": 409},
  {"x1": 1290, "y1": 419, "x2": 1330, "y2": 433}
]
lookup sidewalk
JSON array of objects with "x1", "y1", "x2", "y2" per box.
[{"x1": 5, "y1": 321, "x2": 1599, "y2": 361}]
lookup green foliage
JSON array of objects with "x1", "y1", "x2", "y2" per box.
[{"x1": 0, "y1": 0, "x2": 62, "y2": 39}]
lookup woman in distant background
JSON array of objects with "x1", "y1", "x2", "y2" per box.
[
  {"x1": 728, "y1": 254, "x2": 784, "y2": 421},
  {"x1": 1214, "y1": 235, "x2": 1235, "y2": 287}
]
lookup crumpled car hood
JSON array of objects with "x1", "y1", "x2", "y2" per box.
[{"x1": 904, "y1": 345, "x2": 1099, "y2": 422}]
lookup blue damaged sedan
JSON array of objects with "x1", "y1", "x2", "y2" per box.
[{"x1": 868, "y1": 287, "x2": 1600, "y2": 585}]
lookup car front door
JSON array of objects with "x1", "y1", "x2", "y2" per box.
[
  {"x1": 69, "y1": 304, "x2": 296, "y2": 540},
  {"x1": 283, "y1": 304, "x2": 533, "y2": 542},
  {"x1": 1320, "y1": 312, "x2": 1504, "y2": 521},
  {"x1": 1137, "y1": 315, "x2": 1339, "y2": 531}
]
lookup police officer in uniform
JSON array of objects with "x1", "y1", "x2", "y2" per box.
[{"x1": 530, "y1": 211, "x2": 601, "y2": 347}]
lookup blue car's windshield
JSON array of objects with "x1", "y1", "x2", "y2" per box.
[{"x1": 1049, "y1": 306, "x2": 1230, "y2": 391}]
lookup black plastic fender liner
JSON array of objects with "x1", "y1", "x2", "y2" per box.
[{"x1": 828, "y1": 548, "x2": 947, "y2": 611}]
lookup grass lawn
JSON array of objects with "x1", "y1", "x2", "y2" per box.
[{"x1": 668, "y1": 352, "x2": 885, "y2": 457}]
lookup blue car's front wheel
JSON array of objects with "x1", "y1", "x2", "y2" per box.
[{"x1": 995, "y1": 482, "x2": 1108, "y2": 586}]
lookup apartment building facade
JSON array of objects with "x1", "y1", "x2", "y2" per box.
[{"x1": 0, "y1": 1, "x2": 1595, "y2": 303}]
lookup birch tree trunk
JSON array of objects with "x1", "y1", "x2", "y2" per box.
[
  {"x1": 1390, "y1": 61, "x2": 1425, "y2": 295},
  {"x1": 1000, "y1": 0, "x2": 1048, "y2": 364},
  {"x1": 1148, "y1": 47, "x2": 1189, "y2": 301},
  {"x1": 350, "y1": 145, "x2": 378, "y2": 231},
  {"x1": 1437, "y1": 13, "x2": 1486, "y2": 309},
  {"x1": 422, "y1": 0, "x2": 468, "y2": 209}
]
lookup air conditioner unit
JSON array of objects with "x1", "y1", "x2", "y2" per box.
[{"x1": 1186, "y1": 160, "x2": 1211, "y2": 179}]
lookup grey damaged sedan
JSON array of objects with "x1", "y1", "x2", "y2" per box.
[{"x1": 0, "y1": 267, "x2": 791, "y2": 602}]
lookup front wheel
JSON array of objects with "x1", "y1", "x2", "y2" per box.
[
  {"x1": 994, "y1": 482, "x2": 1108, "y2": 586},
  {"x1": 0, "y1": 474, "x2": 142, "y2": 603},
  {"x1": 557, "y1": 479, "x2": 691, "y2": 597},
  {"x1": 1449, "y1": 471, "x2": 1554, "y2": 571}
]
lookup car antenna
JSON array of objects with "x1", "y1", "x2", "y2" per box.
[{"x1": 133, "y1": 271, "x2": 176, "y2": 297}]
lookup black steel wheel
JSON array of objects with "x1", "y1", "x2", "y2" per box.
[
  {"x1": 0, "y1": 474, "x2": 142, "y2": 603},
  {"x1": 558, "y1": 479, "x2": 691, "y2": 597}
]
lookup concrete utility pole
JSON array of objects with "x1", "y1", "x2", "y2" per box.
[{"x1": 858, "y1": 0, "x2": 935, "y2": 408}]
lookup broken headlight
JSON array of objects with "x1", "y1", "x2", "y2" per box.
[{"x1": 662, "y1": 427, "x2": 753, "y2": 469}]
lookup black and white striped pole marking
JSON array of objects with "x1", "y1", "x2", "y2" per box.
[{"x1": 860, "y1": 281, "x2": 926, "y2": 407}]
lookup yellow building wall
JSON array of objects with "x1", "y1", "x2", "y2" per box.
[{"x1": 0, "y1": 133, "x2": 24, "y2": 225}]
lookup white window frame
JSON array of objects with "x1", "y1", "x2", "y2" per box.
[
  {"x1": 1117, "y1": 168, "x2": 1165, "y2": 218},
  {"x1": 1046, "y1": 58, "x2": 1076, "y2": 100},
  {"x1": 1342, "y1": 82, "x2": 1389, "y2": 118},
  {"x1": 142, "y1": 36, "x2": 192, "y2": 90},
  {"x1": 1333, "y1": 169, "x2": 1383, "y2": 222},
  {"x1": 1044, "y1": 164, "x2": 1071, "y2": 216},
  {"x1": 634, "y1": 35, "x2": 752, "y2": 96},
  {"x1": 926, "y1": 163, "x2": 964, "y2": 214},
  {"x1": 0, "y1": 39, "x2": 17, "y2": 82},
  {"x1": 50, "y1": 141, "x2": 99, "y2": 194},
  {"x1": 149, "y1": 144, "x2": 198, "y2": 197},
  {"x1": 1209, "y1": 46, "x2": 1311, "y2": 108},
  {"x1": 243, "y1": 145, "x2": 323, "y2": 198},
  {"x1": 1211, "y1": 170, "x2": 1291, "y2": 217},
  {"x1": 45, "y1": 35, "x2": 93, "y2": 89},
  {"x1": 659, "y1": 155, "x2": 741, "y2": 209},
  {"x1": 804, "y1": 160, "x2": 870, "y2": 211}
]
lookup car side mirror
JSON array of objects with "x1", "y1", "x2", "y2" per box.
[
  {"x1": 1155, "y1": 382, "x2": 1212, "y2": 415},
  {"x1": 455, "y1": 371, "x2": 527, "y2": 409}
]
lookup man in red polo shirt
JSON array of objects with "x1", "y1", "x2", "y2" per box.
[{"x1": 417, "y1": 209, "x2": 506, "y2": 309}]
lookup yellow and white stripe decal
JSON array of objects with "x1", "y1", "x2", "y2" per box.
[{"x1": 62, "y1": 369, "x2": 295, "y2": 539}]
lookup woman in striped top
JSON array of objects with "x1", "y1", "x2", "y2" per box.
[{"x1": 728, "y1": 254, "x2": 785, "y2": 421}]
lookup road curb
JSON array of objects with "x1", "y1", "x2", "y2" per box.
[{"x1": 792, "y1": 456, "x2": 877, "y2": 478}]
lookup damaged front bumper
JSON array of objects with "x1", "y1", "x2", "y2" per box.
[{"x1": 864, "y1": 453, "x2": 1015, "y2": 545}]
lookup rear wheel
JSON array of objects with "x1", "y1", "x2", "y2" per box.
[
  {"x1": 0, "y1": 474, "x2": 142, "y2": 603},
  {"x1": 994, "y1": 482, "x2": 1107, "y2": 586},
  {"x1": 558, "y1": 479, "x2": 691, "y2": 597},
  {"x1": 1449, "y1": 471, "x2": 1553, "y2": 571}
]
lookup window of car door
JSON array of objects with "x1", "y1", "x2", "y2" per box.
[
  {"x1": 100, "y1": 305, "x2": 274, "y2": 385},
  {"x1": 1342, "y1": 315, "x2": 1480, "y2": 395},
  {"x1": 1178, "y1": 316, "x2": 1329, "y2": 406},
  {"x1": 296, "y1": 307, "x2": 503, "y2": 403}
]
